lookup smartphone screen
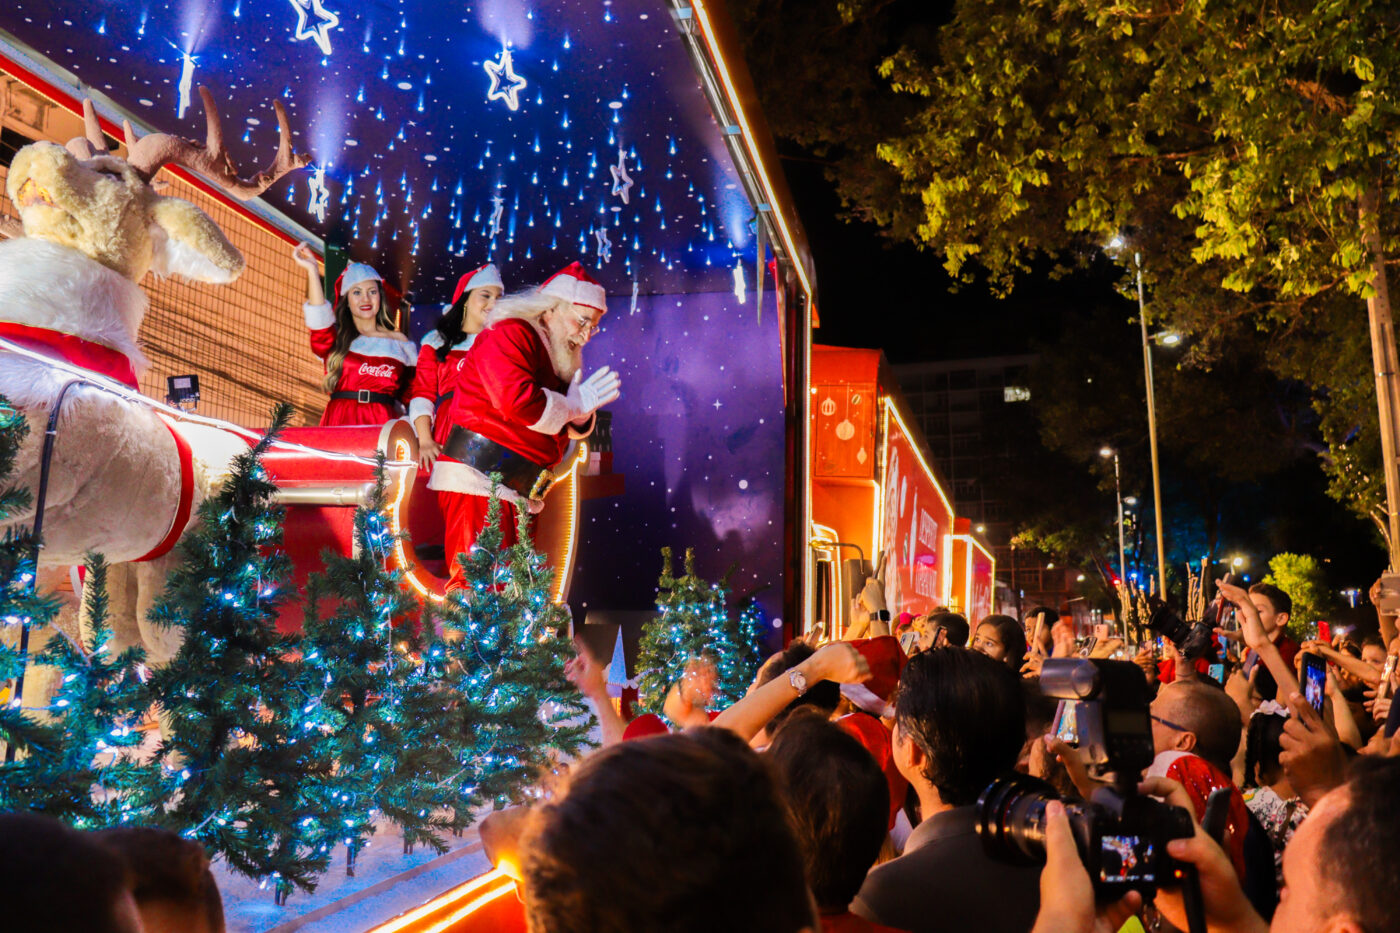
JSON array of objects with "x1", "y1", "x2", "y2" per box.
[
  {"x1": 1301, "y1": 653, "x2": 1326, "y2": 714},
  {"x1": 1207, "y1": 663, "x2": 1225, "y2": 683},
  {"x1": 1378, "y1": 654, "x2": 1398, "y2": 702},
  {"x1": 1053, "y1": 700, "x2": 1080, "y2": 746}
]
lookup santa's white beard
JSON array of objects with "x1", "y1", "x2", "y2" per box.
[{"x1": 543, "y1": 323, "x2": 583, "y2": 381}]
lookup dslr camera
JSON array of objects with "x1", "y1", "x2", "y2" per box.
[
  {"x1": 1148, "y1": 599, "x2": 1217, "y2": 662},
  {"x1": 977, "y1": 659, "x2": 1205, "y2": 929}
]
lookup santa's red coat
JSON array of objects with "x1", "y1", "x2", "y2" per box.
[
  {"x1": 305, "y1": 301, "x2": 417, "y2": 426},
  {"x1": 431, "y1": 317, "x2": 591, "y2": 497}
]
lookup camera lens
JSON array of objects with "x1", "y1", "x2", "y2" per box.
[{"x1": 976, "y1": 773, "x2": 1061, "y2": 865}]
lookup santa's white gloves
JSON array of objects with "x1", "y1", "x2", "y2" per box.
[{"x1": 566, "y1": 366, "x2": 621, "y2": 420}]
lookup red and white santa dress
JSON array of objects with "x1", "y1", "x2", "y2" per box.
[
  {"x1": 303, "y1": 261, "x2": 418, "y2": 426},
  {"x1": 431, "y1": 262, "x2": 620, "y2": 590},
  {"x1": 406, "y1": 263, "x2": 504, "y2": 446}
]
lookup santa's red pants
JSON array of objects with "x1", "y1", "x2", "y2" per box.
[{"x1": 439, "y1": 490, "x2": 519, "y2": 591}]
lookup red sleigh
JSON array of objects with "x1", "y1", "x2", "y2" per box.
[{"x1": 261, "y1": 418, "x2": 605, "y2": 630}]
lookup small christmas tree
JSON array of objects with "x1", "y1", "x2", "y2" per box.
[
  {"x1": 732, "y1": 596, "x2": 769, "y2": 686},
  {"x1": 299, "y1": 461, "x2": 461, "y2": 866},
  {"x1": 0, "y1": 398, "x2": 61, "y2": 776},
  {"x1": 636, "y1": 552, "x2": 771, "y2": 717},
  {"x1": 12, "y1": 554, "x2": 158, "y2": 826},
  {"x1": 146, "y1": 405, "x2": 340, "y2": 903},
  {"x1": 429, "y1": 489, "x2": 593, "y2": 820}
]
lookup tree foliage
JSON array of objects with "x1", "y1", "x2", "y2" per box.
[
  {"x1": 739, "y1": 0, "x2": 1400, "y2": 531},
  {"x1": 1262, "y1": 552, "x2": 1337, "y2": 641}
]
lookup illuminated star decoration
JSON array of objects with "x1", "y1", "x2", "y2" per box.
[
  {"x1": 732, "y1": 260, "x2": 746, "y2": 304},
  {"x1": 288, "y1": 0, "x2": 339, "y2": 56},
  {"x1": 484, "y1": 47, "x2": 528, "y2": 112},
  {"x1": 167, "y1": 43, "x2": 198, "y2": 118},
  {"x1": 595, "y1": 228, "x2": 612, "y2": 264},
  {"x1": 307, "y1": 165, "x2": 330, "y2": 223},
  {"x1": 609, "y1": 148, "x2": 634, "y2": 205},
  {"x1": 488, "y1": 194, "x2": 505, "y2": 238}
]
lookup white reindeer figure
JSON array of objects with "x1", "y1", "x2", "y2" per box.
[{"x1": 0, "y1": 88, "x2": 309, "y2": 677}]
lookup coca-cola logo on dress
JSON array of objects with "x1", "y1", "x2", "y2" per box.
[{"x1": 358, "y1": 362, "x2": 398, "y2": 379}]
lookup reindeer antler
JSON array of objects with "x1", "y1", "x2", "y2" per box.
[
  {"x1": 63, "y1": 99, "x2": 112, "y2": 160},
  {"x1": 124, "y1": 86, "x2": 311, "y2": 200}
]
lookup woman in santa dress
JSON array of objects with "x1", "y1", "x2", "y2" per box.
[
  {"x1": 407, "y1": 263, "x2": 503, "y2": 469},
  {"x1": 292, "y1": 241, "x2": 417, "y2": 426}
]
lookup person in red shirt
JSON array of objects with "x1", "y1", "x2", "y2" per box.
[
  {"x1": 835, "y1": 636, "x2": 908, "y2": 831},
  {"x1": 292, "y1": 242, "x2": 416, "y2": 426},
  {"x1": 1146, "y1": 679, "x2": 1251, "y2": 880},
  {"x1": 407, "y1": 263, "x2": 503, "y2": 469},
  {"x1": 433, "y1": 261, "x2": 621, "y2": 589}
]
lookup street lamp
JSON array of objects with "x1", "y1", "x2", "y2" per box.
[
  {"x1": 1109, "y1": 234, "x2": 1169, "y2": 598},
  {"x1": 1100, "y1": 447, "x2": 1126, "y2": 585}
]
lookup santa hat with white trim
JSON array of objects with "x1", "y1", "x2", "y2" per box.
[
  {"x1": 839, "y1": 636, "x2": 906, "y2": 718},
  {"x1": 333, "y1": 261, "x2": 403, "y2": 310},
  {"x1": 539, "y1": 261, "x2": 607, "y2": 313},
  {"x1": 452, "y1": 262, "x2": 504, "y2": 304}
]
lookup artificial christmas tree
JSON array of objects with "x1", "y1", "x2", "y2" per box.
[
  {"x1": 428, "y1": 490, "x2": 593, "y2": 817},
  {"x1": 145, "y1": 405, "x2": 340, "y2": 902},
  {"x1": 11, "y1": 554, "x2": 158, "y2": 826},
  {"x1": 299, "y1": 461, "x2": 461, "y2": 865},
  {"x1": 0, "y1": 398, "x2": 58, "y2": 771},
  {"x1": 636, "y1": 548, "x2": 763, "y2": 716}
]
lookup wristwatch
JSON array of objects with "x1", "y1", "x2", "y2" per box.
[
  {"x1": 788, "y1": 668, "x2": 809, "y2": 696},
  {"x1": 874, "y1": 609, "x2": 892, "y2": 622}
]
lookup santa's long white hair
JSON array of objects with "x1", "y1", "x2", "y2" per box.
[{"x1": 485, "y1": 288, "x2": 570, "y2": 328}]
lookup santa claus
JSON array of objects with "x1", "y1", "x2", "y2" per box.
[{"x1": 431, "y1": 261, "x2": 621, "y2": 589}]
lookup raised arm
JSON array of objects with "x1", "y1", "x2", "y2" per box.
[
  {"x1": 564, "y1": 646, "x2": 626, "y2": 748},
  {"x1": 292, "y1": 241, "x2": 327, "y2": 306},
  {"x1": 1217, "y1": 578, "x2": 1300, "y2": 700},
  {"x1": 710, "y1": 641, "x2": 871, "y2": 743}
]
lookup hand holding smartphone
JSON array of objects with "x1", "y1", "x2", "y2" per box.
[{"x1": 1300, "y1": 653, "x2": 1327, "y2": 714}]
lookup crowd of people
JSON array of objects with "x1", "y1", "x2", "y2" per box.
[
  {"x1": 506, "y1": 573, "x2": 1400, "y2": 932},
  {"x1": 8, "y1": 572, "x2": 1400, "y2": 932}
]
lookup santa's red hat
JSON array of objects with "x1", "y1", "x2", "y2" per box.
[
  {"x1": 539, "y1": 261, "x2": 607, "y2": 313},
  {"x1": 840, "y1": 636, "x2": 905, "y2": 717},
  {"x1": 452, "y1": 263, "x2": 504, "y2": 304},
  {"x1": 622, "y1": 713, "x2": 671, "y2": 741}
]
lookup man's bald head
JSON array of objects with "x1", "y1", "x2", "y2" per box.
[{"x1": 1155, "y1": 680, "x2": 1242, "y2": 773}]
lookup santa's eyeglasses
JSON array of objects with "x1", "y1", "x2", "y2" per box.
[{"x1": 572, "y1": 312, "x2": 602, "y2": 339}]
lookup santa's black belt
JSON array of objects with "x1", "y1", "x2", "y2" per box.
[
  {"x1": 442, "y1": 426, "x2": 554, "y2": 500},
  {"x1": 331, "y1": 390, "x2": 398, "y2": 405}
]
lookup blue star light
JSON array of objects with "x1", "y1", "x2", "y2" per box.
[
  {"x1": 484, "y1": 47, "x2": 528, "y2": 112},
  {"x1": 288, "y1": 0, "x2": 339, "y2": 56}
]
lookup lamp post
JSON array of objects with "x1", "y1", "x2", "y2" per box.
[
  {"x1": 1100, "y1": 447, "x2": 1126, "y2": 585},
  {"x1": 1111, "y1": 236, "x2": 1169, "y2": 598}
]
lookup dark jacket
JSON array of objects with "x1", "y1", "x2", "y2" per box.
[{"x1": 851, "y1": 805, "x2": 1040, "y2": 933}]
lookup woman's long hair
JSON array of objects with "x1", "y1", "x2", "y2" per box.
[
  {"x1": 322, "y1": 286, "x2": 399, "y2": 392},
  {"x1": 430, "y1": 292, "x2": 470, "y2": 362}
]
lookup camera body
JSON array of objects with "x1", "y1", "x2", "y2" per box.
[
  {"x1": 977, "y1": 659, "x2": 1198, "y2": 904},
  {"x1": 1148, "y1": 601, "x2": 1216, "y2": 662}
]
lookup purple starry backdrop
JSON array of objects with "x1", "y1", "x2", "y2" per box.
[
  {"x1": 2, "y1": 0, "x2": 791, "y2": 620},
  {"x1": 570, "y1": 290, "x2": 786, "y2": 623}
]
